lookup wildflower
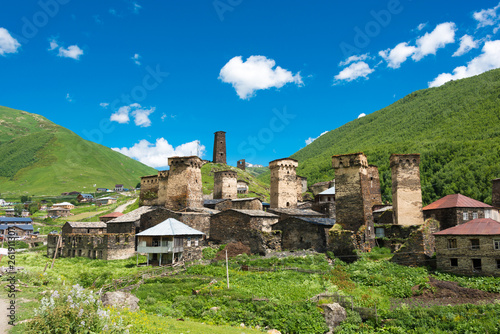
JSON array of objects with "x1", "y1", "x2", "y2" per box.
[
  {"x1": 81, "y1": 321, "x2": 85, "y2": 326},
  {"x1": 51, "y1": 290, "x2": 60, "y2": 299},
  {"x1": 78, "y1": 308, "x2": 84, "y2": 317}
]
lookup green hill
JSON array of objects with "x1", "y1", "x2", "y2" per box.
[
  {"x1": 0, "y1": 106, "x2": 157, "y2": 196},
  {"x1": 286, "y1": 69, "x2": 500, "y2": 205}
]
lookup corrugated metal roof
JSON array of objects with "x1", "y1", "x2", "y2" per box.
[
  {"x1": 100, "y1": 212, "x2": 124, "y2": 218},
  {"x1": 96, "y1": 197, "x2": 116, "y2": 200},
  {"x1": 318, "y1": 187, "x2": 335, "y2": 195},
  {"x1": 434, "y1": 218, "x2": 500, "y2": 235},
  {"x1": 54, "y1": 202, "x2": 74, "y2": 206},
  {"x1": 65, "y1": 221, "x2": 107, "y2": 228},
  {"x1": 107, "y1": 206, "x2": 156, "y2": 223},
  {"x1": 136, "y1": 218, "x2": 204, "y2": 236},
  {"x1": 0, "y1": 223, "x2": 34, "y2": 231},
  {"x1": 0, "y1": 217, "x2": 33, "y2": 223},
  {"x1": 423, "y1": 194, "x2": 493, "y2": 210}
]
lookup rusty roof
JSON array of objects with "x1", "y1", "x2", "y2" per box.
[
  {"x1": 423, "y1": 194, "x2": 493, "y2": 210},
  {"x1": 434, "y1": 218, "x2": 500, "y2": 235},
  {"x1": 100, "y1": 212, "x2": 124, "y2": 218}
]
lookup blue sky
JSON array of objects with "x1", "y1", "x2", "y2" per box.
[{"x1": 1, "y1": 0, "x2": 500, "y2": 169}]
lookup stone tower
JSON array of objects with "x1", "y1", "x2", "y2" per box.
[
  {"x1": 213, "y1": 131, "x2": 227, "y2": 164},
  {"x1": 332, "y1": 153, "x2": 374, "y2": 236},
  {"x1": 269, "y1": 158, "x2": 298, "y2": 208},
  {"x1": 390, "y1": 154, "x2": 424, "y2": 226},
  {"x1": 156, "y1": 170, "x2": 169, "y2": 206},
  {"x1": 213, "y1": 170, "x2": 238, "y2": 199},
  {"x1": 165, "y1": 156, "x2": 203, "y2": 210},
  {"x1": 237, "y1": 159, "x2": 246, "y2": 170},
  {"x1": 492, "y1": 178, "x2": 500, "y2": 209},
  {"x1": 367, "y1": 165, "x2": 383, "y2": 209}
]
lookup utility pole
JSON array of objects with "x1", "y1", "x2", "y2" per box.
[{"x1": 226, "y1": 249, "x2": 229, "y2": 289}]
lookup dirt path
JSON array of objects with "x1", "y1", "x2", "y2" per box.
[
  {"x1": 0, "y1": 296, "x2": 12, "y2": 334},
  {"x1": 114, "y1": 199, "x2": 137, "y2": 213}
]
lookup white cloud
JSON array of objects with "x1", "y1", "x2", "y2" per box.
[
  {"x1": 412, "y1": 22, "x2": 456, "y2": 61},
  {"x1": 305, "y1": 130, "x2": 328, "y2": 145},
  {"x1": 453, "y1": 35, "x2": 478, "y2": 57},
  {"x1": 49, "y1": 38, "x2": 84, "y2": 60},
  {"x1": 48, "y1": 39, "x2": 58, "y2": 51},
  {"x1": 473, "y1": 2, "x2": 500, "y2": 28},
  {"x1": 100, "y1": 102, "x2": 109, "y2": 108},
  {"x1": 132, "y1": 2, "x2": 142, "y2": 14},
  {"x1": 110, "y1": 103, "x2": 155, "y2": 127},
  {"x1": 379, "y1": 42, "x2": 417, "y2": 69},
  {"x1": 66, "y1": 93, "x2": 73, "y2": 102},
  {"x1": 0, "y1": 28, "x2": 21, "y2": 56},
  {"x1": 339, "y1": 54, "x2": 369, "y2": 67},
  {"x1": 109, "y1": 8, "x2": 119, "y2": 16},
  {"x1": 161, "y1": 113, "x2": 167, "y2": 121},
  {"x1": 429, "y1": 39, "x2": 500, "y2": 87},
  {"x1": 358, "y1": 113, "x2": 366, "y2": 118},
  {"x1": 334, "y1": 61, "x2": 374, "y2": 82},
  {"x1": 131, "y1": 53, "x2": 141, "y2": 65},
  {"x1": 112, "y1": 138, "x2": 205, "y2": 168},
  {"x1": 219, "y1": 55, "x2": 303, "y2": 99},
  {"x1": 416, "y1": 22, "x2": 427, "y2": 31}
]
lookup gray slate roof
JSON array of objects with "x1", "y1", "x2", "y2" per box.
[
  {"x1": 289, "y1": 216, "x2": 336, "y2": 226},
  {"x1": 204, "y1": 199, "x2": 230, "y2": 205},
  {"x1": 107, "y1": 206, "x2": 156, "y2": 223},
  {"x1": 227, "y1": 209, "x2": 278, "y2": 218},
  {"x1": 268, "y1": 208, "x2": 324, "y2": 216},
  {"x1": 65, "y1": 222, "x2": 107, "y2": 228},
  {"x1": 232, "y1": 197, "x2": 260, "y2": 202},
  {"x1": 136, "y1": 218, "x2": 204, "y2": 236}
]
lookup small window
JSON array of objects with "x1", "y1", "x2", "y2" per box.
[
  {"x1": 187, "y1": 237, "x2": 191, "y2": 247},
  {"x1": 375, "y1": 227, "x2": 385, "y2": 238},
  {"x1": 470, "y1": 239, "x2": 480, "y2": 250},
  {"x1": 194, "y1": 237, "x2": 199, "y2": 246},
  {"x1": 448, "y1": 239, "x2": 457, "y2": 249},
  {"x1": 472, "y1": 212, "x2": 478, "y2": 220},
  {"x1": 497, "y1": 259, "x2": 500, "y2": 270},
  {"x1": 472, "y1": 258, "x2": 482, "y2": 272},
  {"x1": 485, "y1": 210, "x2": 491, "y2": 219},
  {"x1": 494, "y1": 239, "x2": 500, "y2": 250},
  {"x1": 450, "y1": 258, "x2": 458, "y2": 267},
  {"x1": 463, "y1": 212, "x2": 469, "y2": 221}
]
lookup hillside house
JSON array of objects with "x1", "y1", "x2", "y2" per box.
[
  {"x1": 21, "y1": 210, "x2": 30, "y2": 217},
  {"x1": 95, "y1": 197, "x2": 117, "y2": 206},
  {"x1": 203, "y1": 199, "x2": 232, "y2": 211},
  {"x1": 0, "y1": 217, "x2": 34, "y2": 238},
  {"x1": 310, "y1": 180, "x2": 335, "y2": 196},
  {"x1": 62, "y1": 221, "x2": 107, "y2": 234},
  {"x1": 272, "y1": 217, "x2": 335, "y2": 252},
  {"x1": 47, "y1": 208, "x2": 71, "y2": 218},
  {"x1": 115, "y1": 184, "x2": 124, "y2": 192},
  {"x1": 136, "y1": 218, "x2": 205, "y2": 266},
  {"x1": 99, "y1": 212, "x2": 124, "y2": 223},
  {"x1": 237, "y1": 180, "x2": 249, "y2": 194},
  {"x1": 434, "y1": 218, "x2": 500, "y2": 276},
  {"x1": 96, "y1": 188, "x2": 108, "y2": 192},
  {"x1": 52, "y1": 202, "x2": 75, "y2": 210},
  {"x1": 77, "y1": 194, "x2": 94, "y2": 203},
  {"x1": 231, "y1": 197, "x2": 263, "y2": 210},
  {"x1": 4, "y1": 209, "x2": 14, "y2": 217},
  {"x1": 107, "y1": 205, "x2": 157, "y2": 234},
  {"x1": 423, "y1": 194, "x2": 498, "y2": 230},
  {"x1": 267, "y1": 208, "x2": 326, "y2": 221},
  {"x1": 315, "y1": 186, "x2": 335, "y2": 203},
  {"x1": 0, "y1": 199, "x2": 6, "y2": 206}
]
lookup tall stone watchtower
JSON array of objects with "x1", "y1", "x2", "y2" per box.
[
  {"x1": 213, "y1": 131, "x2": 227, "y2": 164},
  {"x1": 492, "y1": 178, "x2": 500, "y2": 209},
  {"x1": 390, "y1": 154, "x2": 424, "y2": 226},
  {"x1": 269, "y1": 158, "x2": 298, "y2": 208},
  {"x1": 332, "y1": 153, "x2": 374, "y2": 236},
  {"x1": 237, "y1": 159, "x2": 246, "y2": 170},
  {"x1": 214, "y1": 170, "x2": 238, "y2": 199},
  {"x1": 165, "y1": 156, "x2": 203, "y2": 210},
  {"x1": 156, "y1": 170, "x2": 169, "y2": 206}
]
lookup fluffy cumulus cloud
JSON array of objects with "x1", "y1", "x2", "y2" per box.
[
  {"x1": 416, "y1": 22, "x2": 427, "y2": 31},
  {"x1": 219, "y1": 55, "x2": 303, "y2": 99},
  {"x1": 131, "y1": 53, "x2": 141, "y2": 65},
  {"x1": 428, "y1": 40, "x2": 500, "y2": 87},
  {"x1": 305, "y1": 131, "x2": 328, "y2": 146},
  {"x1": 99, "y1": 102, "x2": 109, "y2": 108},
  {"x1": 358, "y1": 113, "x2": 366, "y2": 118},
  {"x1": 334, "y1": 61, "x2": 374, "y2": 82},
  {"x1": 473, "y1": 2, "x2": 500, "y2": 29},
  {"x1": 0, "y1": 28, "x2": 21, "y2": 55},
  {"x1": 49, "y1": 39, "x2": 84, "y2": 60},
  {"x1": 379, "y1": 42, "x2": 417, "y2": 69},
  {"x1": 112, "y1": 138, "x2": 205, "y2": 168},
  {"x1": 339, "y1": 54, "x2": 369, "y2": 67},
  {"x1": 110, "y1": 103, "x2": 155, "y2": 127},
  {"x1": 453, "y1": 35, "x2": 478, "y2": 57}
]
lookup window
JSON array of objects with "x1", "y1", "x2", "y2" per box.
[
  {"x1": 463, "y1": 212, "x2": 469, "y2": 221},
  {"x1": 497, "y1": 259, "x2": 500, "y2": 270},
  {"x1": 448, "y1": 239, "x2": 457, "y2": 249},
  {"x1": 472, "y1": 212, "x2": 478, "y2": 219},
  {"x1": 472, "y1": 258, "x2": 482, "y2": 272},
  {"x1": 470, "y1": 239, "x2": 480, "y2": 250},
  {"x1": 494, "y1": 239, "x2": 500, "y2": 250},
  {"x1": 375, "y1": 227, "x2": 385, "y2": 238},
  {"x1": 194, "y1": 237, "x2": 199, "y2": 246},
  {"x1": 187, "y1": 237, "x2": 191, "y2": 247},
  {"x1": 485, "y1": 210, "x2": 491, "y2": 219},
  {"x1": 450, "y1": 258, "x2": 458, "y2": 267}
]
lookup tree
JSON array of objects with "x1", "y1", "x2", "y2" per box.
[
  {"x1": 28, "y1": 203, "x2": 39, "y2": 215},
  {"x1": 20, "y1": 195, "x2": 31, "y2": 203},
  {"x1": 14, "y1": 204, "x2": 24, "y2": 216}
]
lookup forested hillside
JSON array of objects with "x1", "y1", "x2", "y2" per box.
[{"x1": 289, "y1": 69, "x2": 500, "y2": 205}]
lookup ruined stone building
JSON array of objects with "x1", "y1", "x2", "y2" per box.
[
  {"x1": 213, "y1": 170, "x2": 238, "y2": 199},
  {"x1": 237, "y1": 180, "x2": 249, "y2": 194},
  {"x1": 270, "y1": 158, "x2": 298, "y2": 209},
  {"x1": 296, "y1": 176, "x2": 307, "y2": 201},
  {"x1": 213, "y1": 131, "x2": 227, "y2": 164},
  {"x1": 310, "y1": 180, "x2": 335, "y2": 196},
  {"x1": 332, "y1": 153, "x2": 375, "y2": 241},
  {"x1": 390, "y1": 154, "x2": 424, "y2": 226},
  {"x1": 231, "y1": 197, "x2": 263, "y2": 210},
  {"x1": 272, "y1": 217, "x2": 335, "y2": 252},
  {"x1": 237, "y1": 159, "x2": 246, "y2": 170},
  {"x1": 204, "y1": 199, "x2": 232, "y2": 211},
  {"x1": 268, "y1": 208, "x2": 325, "y2": 221}
]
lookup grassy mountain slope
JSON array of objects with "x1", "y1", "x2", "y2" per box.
[
  {"x1": 0, "y1": 106, "x2": 157, "y2": 196},
  {"x1": 289, "y1": 69, "x2": 500, "y2": 205},
  {"x1": 201, "y1": 163, "x2": 270, "y2": 202}
]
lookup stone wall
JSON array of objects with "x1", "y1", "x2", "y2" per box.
[
  {"x1": 182, "y1": 237, "x2": 204, "y2": 262},
  {"x1": 213, "y1": 131, "x2": 227, "y2": 164},
  {"x1": 140, "y1": 207, "x2": 212, "y2": 235},
  {"x1": 374, "y1": 223, "x2": 420, "y2": 252},
  {"x1": 296, "y1": 176, "x2": 307, "y2": 201},
  {"x1": 214, "y1": 200, "x2": 233, "y2": 211},
  {"x1": 107, "y1": 221, "x2": 135, "y2": 234},
  {"x1": 272, "y1": 218, "x2": 330, "y2": 252},
  {"x1": 435, "y1": 234, "x2": 500, "y2": 276},
  {"x1": 390, "y1": 154, "x2": 424, "y2": 226},
  {"x1": 140, "y1": 175, "x2": 159, "y2": 205},
  {"x1": 165, "y1": 156, "x2": 203, "y2": 210},
  {"x1": 310, "y1": 180, "x2": 334, "y2": 197},
  {"x1": 424, "y1": 207, "x2": 487, "y2": 231},
  {"x1": 237, "y1": 159, "x2": 245, "y2": 170},
  {"x1": 231, "y1": 198, "x2": 263, "y2": 211},
  {"x1": 213, "y1": 170, "x2": 238, "y2": 199},
  {"x1": 367, "y1": 165, "x2": 383, "y2": 209},
  {"x1": 311, "y1": 202, "x2": 336, "y2": 219},
  {"x1": 493, "y1": 179, "x2": 500, "y2": 209},
  {"x1": 270, "y1": 158, "x2": 298, "y2": 208}
]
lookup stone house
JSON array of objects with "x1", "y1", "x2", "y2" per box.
[
  {"x1": 62, "y1": 221, "x2": 107, "y2": 234},
  {"x1": 231, "y1": 197, "x2": 263, "y2": 210},
  {"x1": 136, "y1": 218, "x2": 205, "y2": 265},
  {"x1": 5, "y1": 209, "x2": 14, "y2": 217},
  {"x1": 315, "y1": 186, "x2": 335, "y2": 204},
  {"x1": 95, "y1": 197, "x2": 117, "y2": 206},
  {"x1": 237, "y1": 180, "x2": 249, "y2": 194},
  {"x1": 423, "y1": 194, "x2": 497, "y2": 230},
  {"x1": 0, "y1": 223, "x2": 34, "y2": 238},
  {"x1": 310, "y1": 180, "x2": 335, "y2": 196},
  {"x1": 52, "y1": 202, "x2": 75, "y2": 210},
  {"x1": 77, "y1": 194, "x2": 94, "y2": 203},
  {"x1": 115, "y1": 184, "x2": 124, "y2": 192},
  {"x1": 434, "y1": 218, "x2": 500, "y2": 276},
  {"x1": 204, "y1": 199, "x2": 232, "y2": 211},
  {"x1": 209, "y1": 209, "x2": 280, "y2": 254},
  {"x1": 267, "y1": 208, "x2": 326, "y2": 221},
  {"x1": 47, "y1": 208, "x2": 71, "y2": 218},
  {"x1": 272, "y1": 217, "x2": 335, "y2": 252},
  {"x1": 99, "y1": 212, "x2": 124, "y2": 223},
  {"x1": 108, "y1": 206, "x2": 157, "y2": 235}
]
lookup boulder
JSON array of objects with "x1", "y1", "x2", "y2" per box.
[
  {"x1": 320, "y1": 303, "x2": 347, "y2": 331},
  {"x1": 101, "y1": 291, "x2": 139, "y2": 311}
]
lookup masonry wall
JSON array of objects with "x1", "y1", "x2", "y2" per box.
[
  {"x1": 107, "y1": 221, "x2": 135, "y2": 234},
  {"x1": 270, "y1": 158, "x2": 298, "y2": 208},
  {"x1": 237, "y1": 159, "x2": 245, "y2": 170},
  {"x1": 231, "y1": 199, "x2": 263, "y2": 211},
  {"x1": 367, "y1": 165, "x2": 383, "y2": 209},
  {"x1": 310, "y1": 181, "x2": 334, "y2": 196},
  {"x1": 140, "y1": 207, "x2": 212, "y2": 236},
  {"x1": 165, "y1": 156, "x2": 203, "y2": 210},
  {"x1": 311, "y1": 202, "x2": 336, "y2": 219},
  {"x1": 332, "y1": 153, "x2": 374, "y2": 242},
  {"x1": 140, "y1": 175, "x2": 159, "y2": 205},
  {"x1": 213, "y1": 170, "x2": 238, "y2": 199},
  {"x1": 390, "y1": 154, "x2": 424, "y2": 226},
  {"x1": 213, "y1": 131, "x2": 227, "y2": 164},
  {"x1": 492, "y1": 179, "x2": 500, "y2": 209},
  {"x1": 272, "y1": 219, "x2": 330, "y2": 252},
  {"x1": 214, "y1": 200, "x2": 233, "y2": 211},
  {"x1": 182, "y1": 237, "x2": 204, "y2": 262},
  {"x1": 296, "y1": 176, "x2": 307, "y2": 201},
  {"x1": 435, "y1": 234, "x2": 500, "y2": 276},
  {"x1": 424, "y1": 207, "x2": 487, "y2": 230},
  {"x1": 156, "y1": 170, "x2": 169, "y2": 206}
]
